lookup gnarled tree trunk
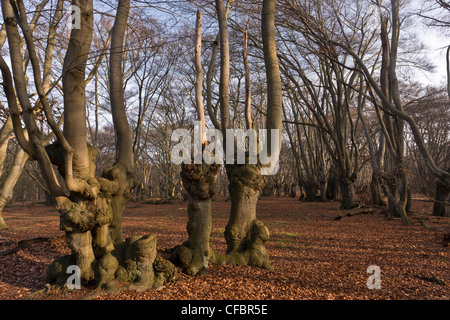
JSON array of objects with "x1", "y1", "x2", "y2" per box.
[
  {"x1": 169, "y1": 11, "x2": 221, "y2": 275},
  {"x1": 214, "y1": 0, "x2": 281, "y2": 271},
  {"x1": 2, "y1": 0, "x2": 177, "y2": 290},
  {"x1": 170, "y1": 163, "x2": 220, "y2": 274},
  {"x1": 214, "y1": 163, "x2": 271, "y2": 270}
]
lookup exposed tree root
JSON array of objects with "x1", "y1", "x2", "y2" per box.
[
  {"x1": 46, "y1": 234, "x2": 178, "y2": 290},
  {"x1": 215, "y1": 219, "x2": 273, "y2": 271}
]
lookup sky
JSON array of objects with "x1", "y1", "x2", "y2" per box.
[
  {"x1": 408, "y1": 0, "x2": 449, "y2": 87},
  {"x1": 415, "y1": 31, "x2": 448, "y2": 86}
]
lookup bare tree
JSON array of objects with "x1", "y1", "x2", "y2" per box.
[
  {"x1": 416, "y1": 0, "x2": 450, "y2": 216},
  {"x1": 276, "y1": 0, "x2": 377, "y2": 209},
  {"x1": 212, "y1": 0, "x2": 282, "y2": 271},
  {"x1": 0, "y1": 0, "x2": 63, "y2": 227},
  {"x1": 1, "y1": 0, "x2": 177, "y2": 289},
  {"x1": 170, "y1": 10, "x2": 221, "y2": 275}
]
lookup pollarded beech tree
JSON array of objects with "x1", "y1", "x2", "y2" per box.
[
  {"x1": 169, "y1": 10, "x2": 221, "y2": 275},
  {"x1": 212, "y1": 0, "x2": 282, "y2": 270},
  {"x1": 0, "y1": 0, "x2": 177, "y2": 289}
]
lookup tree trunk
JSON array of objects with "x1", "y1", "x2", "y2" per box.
[
  {"x1": 370, "y1": 173, "x2": 386, "y2": 206},
  {"x1": 62, "y1": 0, "x2": 94, "y2": 179},
  {"x1": 406, "y1": 184, "x2": 412, "y2": 213},
  {"x1": 225, "y1": 166, "x2": 261, "y2": 253},
  {"x1": 44, "y1": 0, "x2": 177, "y2": 290},
  {"x1": 214, "y1": 164, "x2": 272, "y2": 270},
  {"x1": 46, "y1": 150, "x2": 173, "y2": 290},
  {"x1": 45, "y1": 191, "x2": 55, "y2": 206},
  {"x1": 301, "y1": 182, "x2": 319, "y2": 202},
  {"x1": 97, "y1": 163, "x2": 135, "y2": 245},
  {"x1": 0, "y1": 139, "x2": 29, "y2": 228},
  {"x1": 433, "y1": 176, "x2": 450, "y2": 217},
  {"x1": 0, "y1": 215, "x2": 6, "y2": 229},
  {"x1": 216, "y1": 0, "x2": 230, "y2": 142},
  {"x1": 289, "y1": 183, "x2": 297, "y2": 198},
  {"x1": 170, "y1": 163, "x2": 220, "y2": 275},
  {"x1": 0, "y1": 116, "x2": 13, "y2": 179},
  {"x1": 319, "y1": 181, "x2": 327, "y2": 202},
  {"x1": 326, "y1": 166, "x2": 339, "y2": 201},
  {"x1": 384, "y1": 168, "x2": 410, "y2": 224},
  {"x1": 339, "y1": 177, "x2": 357, "y2": 209},
  {"x1": 66, "y1": 231, "x2": 96, "y2": 283}
]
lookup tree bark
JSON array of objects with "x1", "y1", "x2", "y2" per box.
[
  {"x1": 338, "y1": 176, "x2": 358, "y2": 209},
  {"x1": 216, "y1": 0, "x2": 230, "y2": 143},
  {"x1": 326, "y1": 166, "x2": 339, "y2": 201},
  {"x1": 214, "y1": 163, "x2": 272, "y2": 270},
  {"x1": 433, "y1": 169, "x2": 450, "y2": 217},
  {"x1": 243, "y1": 19, "x2": 253, "y2": 130},
  {"x1": 193, "y1": 11, "x2": 207, "y2": 144},
  {"x1": 262, "y1": 0, "x2": 283, "y2": 143},
  {"x1": 382, "y1": 160, "x2": 410, "y2": 224},
  {"x1": 0, "y1": 214, "x2": 6, "y2": 229},
  {"x1": 170, "y1": 163, "x2": 220, "y2": 275},
  {"x1": 370, "y1": 173, "x2": 386, "y2": 207},
  {"x1": 109, "y1": 0, "x2": 134, "y2": 168},
  {"x1": 0, "y1": 116, "x2": 13, "y2": 179},
  {"x1": 62, "y1": 0, "x2": 94, "y2": 180},
  {"x1": 0, "y1": 143, "x2": 28, "y2": 228}
]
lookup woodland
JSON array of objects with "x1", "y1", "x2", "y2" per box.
[{"x1": 0, "y1": 0, "x2": 449, "y2": 301}]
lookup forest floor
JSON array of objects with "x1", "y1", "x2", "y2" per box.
[{"x1": 0, "y1": 195, "x2": 448, "y2": 300}]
